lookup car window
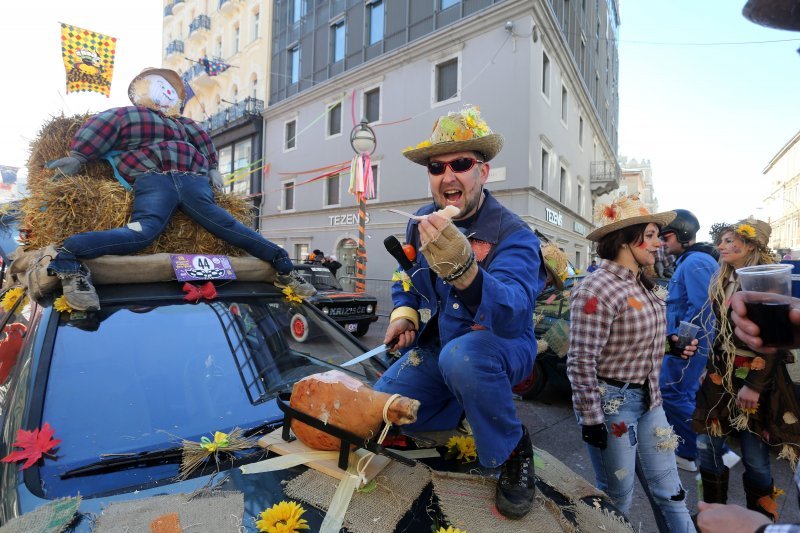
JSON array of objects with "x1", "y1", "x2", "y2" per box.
[
  {"x1": 308, "y1": 267, "x2": 342, "y2": 290},
  {"x1": 37, "y1": 294, "x2": 370, "y2": 497}
]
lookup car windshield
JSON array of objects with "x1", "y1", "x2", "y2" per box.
[
  {"x1": 300, "y1": 267, "x2": 342, "y2": 290},
  {"x1": 37, "y1": 293, "x2": 371, "y2": 497}
]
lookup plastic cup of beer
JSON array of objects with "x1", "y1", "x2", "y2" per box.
[
  {"x1": 736, "y1": 264, "x2": 793, "y2": 347},
  {"x1": 676, "y1": 321, "x2": 700, "y2": 352}
]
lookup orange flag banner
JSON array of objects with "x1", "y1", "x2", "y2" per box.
[{"x1": 60, "y1": 23, "x2": 117, "y2": 97}]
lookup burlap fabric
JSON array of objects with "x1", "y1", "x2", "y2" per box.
[
  {"x1": 0, "y1": 497, "x2": 80, "y2": 533},
  {"x1": 420, "y1": 222, "x2": 473, "y2": 281},
  {"x1": 94, "y1": 491, "x2": 244, "y2": 533},
  {"x1": 284, "y1": 461, "x2": 430, "y2": 533},
  {"x1": 541, "y1": 318, "x2": 570, "y2": 358}
]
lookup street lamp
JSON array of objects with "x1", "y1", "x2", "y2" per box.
[{"x1": 349, "y1": 119, "x2": 377, "y2": 293}]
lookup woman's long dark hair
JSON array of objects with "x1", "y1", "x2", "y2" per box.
[{"x1": 596, "y1": 222, "x2": 658, "y2": 290}]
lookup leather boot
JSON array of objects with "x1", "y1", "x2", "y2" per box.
[
  {"x1": 700, "y1": 468, "x2": 729, "y2": 504},
  {"x1": 743, "y1": 476, "x2": 779, "y2": 522},
  {"x1": 495, "y1": 426, "x2": 535, "y2": 519}
]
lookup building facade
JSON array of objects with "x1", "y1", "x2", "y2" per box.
[
  {"x1": 762, "y1": 130, "x2": 800, "y2": 258},
  {"x1": 259, "y1": 0, "x2": 620, "y2": 281},
  {"x1": 162, "y1": 0, "x2": 271, "y2": 222}
]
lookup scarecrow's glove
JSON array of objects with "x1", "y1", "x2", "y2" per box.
[
  {"x1": 208, "y1": 169, "x2": 224, "y2": 190},
  {"x1": 420, "y1": 221, "x2": 475, "y2": 283},
  {"x1": 581, "y1": 423, "x2": 608, "y2": 450},
  {"x1": 46, "y1": 154, "x2": 86, "y2": 180}
]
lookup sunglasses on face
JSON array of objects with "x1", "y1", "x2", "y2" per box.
[
  {"x1": 659, "y1": 231, "x2": 675, "y2": 241},
  {"x1": 427, "y1": 157, "x2": 484, "y2": 176}
]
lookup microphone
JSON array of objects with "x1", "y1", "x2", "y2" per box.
[{"x1": 384, "y1": 235, "x2": 414, "y2": 271}]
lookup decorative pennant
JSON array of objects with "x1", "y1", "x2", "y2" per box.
[{"x1": 60, "y1": 23, "x2": 117, "y2": 97}]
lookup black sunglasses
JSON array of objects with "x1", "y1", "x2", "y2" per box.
[{"x1": 427, "y1": 157, "x2": 484, "y2": 176}]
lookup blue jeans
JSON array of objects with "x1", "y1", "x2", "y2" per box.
[
  {"x1": 374, "y1": 329, "x2": 534, "y2": 468},
  {"x1": 586, "y1": 382, "x2": 695, "y2": 532},
  {"x1": 660, "y1": 353, "x2": 708, "y2": 460},
  {"x1": 48, "y1": 172, "x2": 292, "y2": 275},
  {"x1": 697, "y1": 432, "x2": 772, "y2": 488}
]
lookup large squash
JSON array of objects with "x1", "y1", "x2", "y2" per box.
[{"x1": 289, "y1": 370, "x2": 420, "y2": 451}]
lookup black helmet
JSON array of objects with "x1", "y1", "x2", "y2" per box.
[{"x1": 659, "y1": 209, "x2": 699, "y2": 245}]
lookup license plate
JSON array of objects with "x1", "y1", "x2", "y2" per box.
[{"x1": 346, "y1": 323, "x2": 358, "y2": 332}]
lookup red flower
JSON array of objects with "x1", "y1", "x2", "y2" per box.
[
  {"x1": 611, "y1": 422, "x2": 628, "y2": 437},
  {"x1": 1, "y1": 423, "x2": 61, "y2": 470},
  {"x1": 583, "y1": 296, "x2": 599, "y2": 314}
]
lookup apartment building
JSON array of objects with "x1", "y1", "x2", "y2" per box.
[
  {"x1": 162, "y1": 0, "x2": 271, "y2": 218},
  {"x1": 762, "y1": 130, "x2": 800, "y2": 258}
]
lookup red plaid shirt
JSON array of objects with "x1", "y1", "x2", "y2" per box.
[
  {"x1": 69, "y1": 106, "x2": 217, "y2": 184},
  {"x1": 567, "y1": 260, "x2": 667, "y2": 425}
]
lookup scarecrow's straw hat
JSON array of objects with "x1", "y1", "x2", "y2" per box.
[
  {"x1": 541, "y1": 242, "x2": 569, "y2": 290},
  {"x1": 128, "y1": 67, "x2": 185, "y2": 104},
  {"x1": 587, "y1": 195, "x2": 676, "y2": 242}
]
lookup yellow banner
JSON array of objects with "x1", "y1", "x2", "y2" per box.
[{"x1": 60, "y1": 23, "x2": 117, "y2": 97}]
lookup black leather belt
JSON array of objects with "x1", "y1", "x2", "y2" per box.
[{"x1": 599, "y1": 376, "x2": 645, "y2": 389}]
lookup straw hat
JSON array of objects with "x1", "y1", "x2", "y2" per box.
[
  {"x1": 541, "y1": 242, "x2": 569, "y2": 290},
  {"x1": 402, "y1": 106, "x2": 504, "y2": 165},
  {"x1": 587, "y1": 195, "x2": 676, "y2": 242},
  {"x1": 711, "y1": 218, "x2": 772, "y2": 250},
  {"x1": 127, "y1": 67, "x2": 185, "y2": 104}
]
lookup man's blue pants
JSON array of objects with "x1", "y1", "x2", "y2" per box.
[{"x1": 659, "y1": 353, "x2": 708, "y2": 460}]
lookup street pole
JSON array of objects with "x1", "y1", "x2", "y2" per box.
[{"x1": 349, "y1": 119, "x2": 377, "y2": 294}]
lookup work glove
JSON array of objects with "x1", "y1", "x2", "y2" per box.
[
  {"x1": 420, "y1": 221, "x2": 475, "y2": 283},
  {"x1": 45, "y1": 155, "x2": 85, "y2": 180},
  {"x1": 581, "y1": 423, "x2": 608, "y2": 450},
  {"x1": 208, "y1": 168, "x2": 224, "y2": 190}
]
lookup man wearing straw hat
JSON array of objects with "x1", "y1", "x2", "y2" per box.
[{"x1": 376, "y1": 106, "x2": 547, "y2": 519}]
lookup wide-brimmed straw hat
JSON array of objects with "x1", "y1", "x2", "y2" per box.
[
  {"x1": 587, "y1": 195, "x2": 676, "y2": 242},
  {"x1": 541, "y1": 242, "x2": 569, "y2": 290},
  {"x1": 402, "y1": 106, "x2": 504, "y2": 165},
  {"x1": 128, "y1": 67, "x2": 185, "y2": 104}
]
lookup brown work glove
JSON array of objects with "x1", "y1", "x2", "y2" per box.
[{"x1": 420, "y1": 221, "x2": 475, "y2": 282}]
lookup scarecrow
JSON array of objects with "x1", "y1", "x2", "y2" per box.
[{"x1": 44, "y1": 67, "x2": 314, "y2": 310}]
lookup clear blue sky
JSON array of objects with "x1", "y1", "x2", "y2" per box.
[{"x1": 618, "y1": 0, "x2": 800, "y2": 240}]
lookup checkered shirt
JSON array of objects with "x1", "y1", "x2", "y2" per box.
[
  {"x1": 567, "y1": 260, "x2": 667, "y2": 425},
  {"x1": 69, "y1": 105, "x2": 217, "y2": 184}
]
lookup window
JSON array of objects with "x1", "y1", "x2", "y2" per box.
[
  {"x1": 292, "y1": 0, "x2": 304, "y2": 23},
  {"x1": 579, "y1": 38, "x2": 586, "y2": 73},
  {"x1": 441, "y1": 0, "x2": 460, "y2": 8},
  {"x1": 595, "y1": 19, "x2": 600, "y2": 53},
  {"x1": 370, "y1": 163, "x2": 379, "y2": 201},
  {"x1": 577, "y1": 182, "x2": 584, "y2": 215},
  {"x1": 541, "y1": 51, "x2": 550, "y2": 98},
  {"x1": 578, "y1": 116, "x2": 584, "y2": 146},
  {"x1": 252, "y1": 10, "x2": 260, "y2": 41},
  {"x1": 232, "y1": 139, "x2": 251, "y2": 195},
  {"x1": 326, "y1": 173, "x2": 340, "y2": 206},
  {"x1": 561, "y1": 85, "x2": 568, "y2": 124},
  {"x1": 540, "y1": 148, "x2": 549, "y2": 191},
  {"x1": 327, "y1": 102, "x2": 342, "y2": 136},
  {"x1": 218, "y1": 145, "x2": 232, "y2": 178},
  {"x1": 435, "y1": 58, "x2": 458, "y2": 103},
  {"x1": 294, "y1": 243, "x2": 308, "y2": 261},
  {"x1": 364, "y1": 87, "x2": 380, "y2": 123},
  {"x1": 289, "y1": 45, "x2": 300, "y2": 84},
  {"x1": 215, "y1": 36, "x2": 223, "y2": 57},
  {"x1": 234, "y1": 25, "x2": 240, "y2": 53},
  {"x1": 562, "y1": 0, "x2": 570, "y2": 35},
  {"x1": 331, "y1": 19, "x2": 345, "y2": 63},
  {"x1": 368, "y1": 1, "x2": 384, "y2": 45},
  {"x1": 559, "y1": 166, "x2": 567, "y2": 203},
  {"x1": 285, "y1": 119, "x2": 296, "y2": 150},
  {"x1": 251, "y1": 76, "x2": 258, "y2": 99},
  {"x1": 283, "y1": 181, "x2": 295, "y2": 211}
]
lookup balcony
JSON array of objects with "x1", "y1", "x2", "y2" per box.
[
  {"x1": 218, "y1": 0, "x2": 238, "y2": 16},
  {"x1": 164, "y1": 4, "x2": 173, "y2": 18},
  {"x1": 165, "y1": 40, "x2": 184, "y2": 56},
  {"x1": 589, "y1": 160, "x2": 621, "y2": 196},
  {"x1": 188, "y1": 14, "x2": 211, "y2": 40},
  {"x1": 181, "y1": 62, "x2": 206, "y2": 84},
  {"x1": 172, "y1": 0, "x2": 185, "y2": 14},
  {"x1": 202, "y1": 97, "x2": 265, "y2": 133}
]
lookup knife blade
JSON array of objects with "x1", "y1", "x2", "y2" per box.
[{"x1": 340, "y1": 343, "x2": 389, "y2": 367}]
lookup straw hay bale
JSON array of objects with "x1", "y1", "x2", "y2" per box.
[{"x1": 21, "y1": 114, "x2": 253, "y2": 256}]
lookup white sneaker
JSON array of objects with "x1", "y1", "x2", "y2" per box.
[
  {"x1": 675, "y1": 456, "x2": 697, "y2": 472},
  {"x1": 722, "y1": 450, "x2": 741, "y2": 469}
]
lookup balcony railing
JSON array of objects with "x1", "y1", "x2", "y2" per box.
[
  {"x1": 189, "y1": 14, "x2": 211, "y2": 36},
  {"x1": 181, "y1": 62, "x2": 206, "y2": 83},
  {"x1": 202, "y1": 97, "x2": 265, "y2": 133},
  {"x1": 589, "y1": 160, "x2": 621, "y2": 195},
  {"x1": 164, "y1": 4, "x2": 173, "y2": 17},
  {"x1": 165, "y1": 40, "x2": 184, "y2": 56}
]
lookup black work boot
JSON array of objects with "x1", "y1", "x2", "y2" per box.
[
  {"x1": 495, "y1": 426, "x2": 535, "y2": 519},
  {"x1": 700, "y1": 468, "x2": 729, "y2": 504},
  {"x1": 743, "y1": 476, "x2": 779, "y2": 522}
]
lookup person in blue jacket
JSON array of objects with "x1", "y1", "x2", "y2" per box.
[
  {"x1": 375, "y1": 106, "x2": 546, "y2": 519},
  {"x1": 659, "y1": 209, "x2": 722, "y2": 472}
]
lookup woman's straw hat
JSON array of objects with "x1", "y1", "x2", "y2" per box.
[
  {"x1": 402, "y1": 106, "x2": 504, "y2": 165},
  {"x1": 541, "y1": 242, "x2": 569, "y2": 290},
  {"x1": 711, "y1": 218, "x2": 772, "y2": 249},
  {"x1": 587, "y1": 195, "x2": 676, "y2": 242}
]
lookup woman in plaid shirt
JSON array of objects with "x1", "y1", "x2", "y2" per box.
[{"x1": 567, "y1": 195, "x2": 698, "y2": 531}]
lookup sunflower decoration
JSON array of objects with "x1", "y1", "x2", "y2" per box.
[
  {"x1": 0, "y1": 287, "x2": 26, "y2": 312},
  {"x1": 282, "y1": 286, "x2": 303, "y2": 304},
  {"x1": 53, "y1": 296, "x2": 74, "y2": 314},
  {"x1": 736, "y1": 223, "x2": 757, "y2": 240},
  {"x1": 178, "y1": 428, "x2": 254, "y2": 480},
  {"x1": 445, "y1": 435, "x2": 477, "y2": 463},
  {"x1": 437, "y1": 527, "x2": 468, "y2": 533},
  {"x1": 391, "y1": 270, "x2": 413, "y2": 292},
  {"x1": 256, "y1": 501, "x2": 310, "y2": 533}
]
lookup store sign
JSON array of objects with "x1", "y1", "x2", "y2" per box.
[
  {"x1": 574, "y1": 221, "x2": 587, "y2": 235},
  {"x1": 329, "y1": 212, "x2": 370, "y2": 226},
  {"x1": 545, "y1": 208, "x2": 563, "y2": 227}
]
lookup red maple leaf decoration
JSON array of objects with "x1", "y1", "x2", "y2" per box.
[
  {"x1": 1, "y1": 422, "x2": 61, "y2": 469},
  {"x1": 583, "y1": 296, "x2": 598, "y2": 314},
  {"x1": 611, "y1": 422, "x2": 628, "y2": 438}
]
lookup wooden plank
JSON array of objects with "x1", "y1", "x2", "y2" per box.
[{"x1": 258, "y1": 428, "x2": 390, "y2": 482}]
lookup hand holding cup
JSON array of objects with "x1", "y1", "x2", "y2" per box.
[{"x1": 735, "y1": 264, "x2": 795, "y2": 348}]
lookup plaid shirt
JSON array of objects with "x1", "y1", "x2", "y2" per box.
[
  {"x1": 567, "y1": 260, "x2": 667, "y2": 425},
  {"x1": 69, "y1": 105, "x2": 217, "y2": 184}
]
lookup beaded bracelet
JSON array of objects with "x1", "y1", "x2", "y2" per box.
[{"x1": 443, "y1": 252, "x2": 476, "y2": 283}]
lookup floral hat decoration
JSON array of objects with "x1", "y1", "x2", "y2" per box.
[
  {"x1": 710, "y1": 218, "x2": 772, "y2": 250},
  {"x1": 402, "y1": 106, "x2": 504, "y2": 165},
  {"x1": 541, "y1": 242, "x2": 569, "y2": 290},
  {"x1": 587, "y1": 194, "x2": 676, "y2": 242}
]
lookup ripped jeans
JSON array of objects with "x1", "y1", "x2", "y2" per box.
[
  {"x1": 586, "y1": 382, "x2": 696, "y2": 532},
  {"x1": 47, "y1": 172, "x2": 292, "y2": 275}
]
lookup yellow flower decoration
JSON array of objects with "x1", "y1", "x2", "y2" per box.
[
  {"x1": 256, "y1": 501, "x2": 310, "y2": 533},
  {"x1": 1, "y1": 287, "x2": 25, "y2": 312},
  {"x1": 415, "y1": 139, "x2": 432, "y2": 149},
  {"x1": 773, "y1": 486, "x2": 785, "y2": 498},
  {"x1": 402, "y1": 145, "x2": 415, "y2": 153},
  {"x1": 53, "y1": 295, "x2": 74, "y2": 314},
  {"x1": 446, "y1": 435, "x2": 477, "y2": 463},
  {"x1": 736, "y1": 224, "x2": 756, "y2": 239},
  {"x1": 392, "y1": 271, "x2": 413, "y2": 292},
  {"x1": 437, "y1": 527, "x2": 468, "y2": 533},
  {"x1": 741, "y1": 404, "x2": 760, "y2": 415},
  {"x1": 200, "y1": 431, "x2": 230, "y2": 452},
  {"x1": 282, "y1": 287, "x2": 303, "y2": 304}
]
